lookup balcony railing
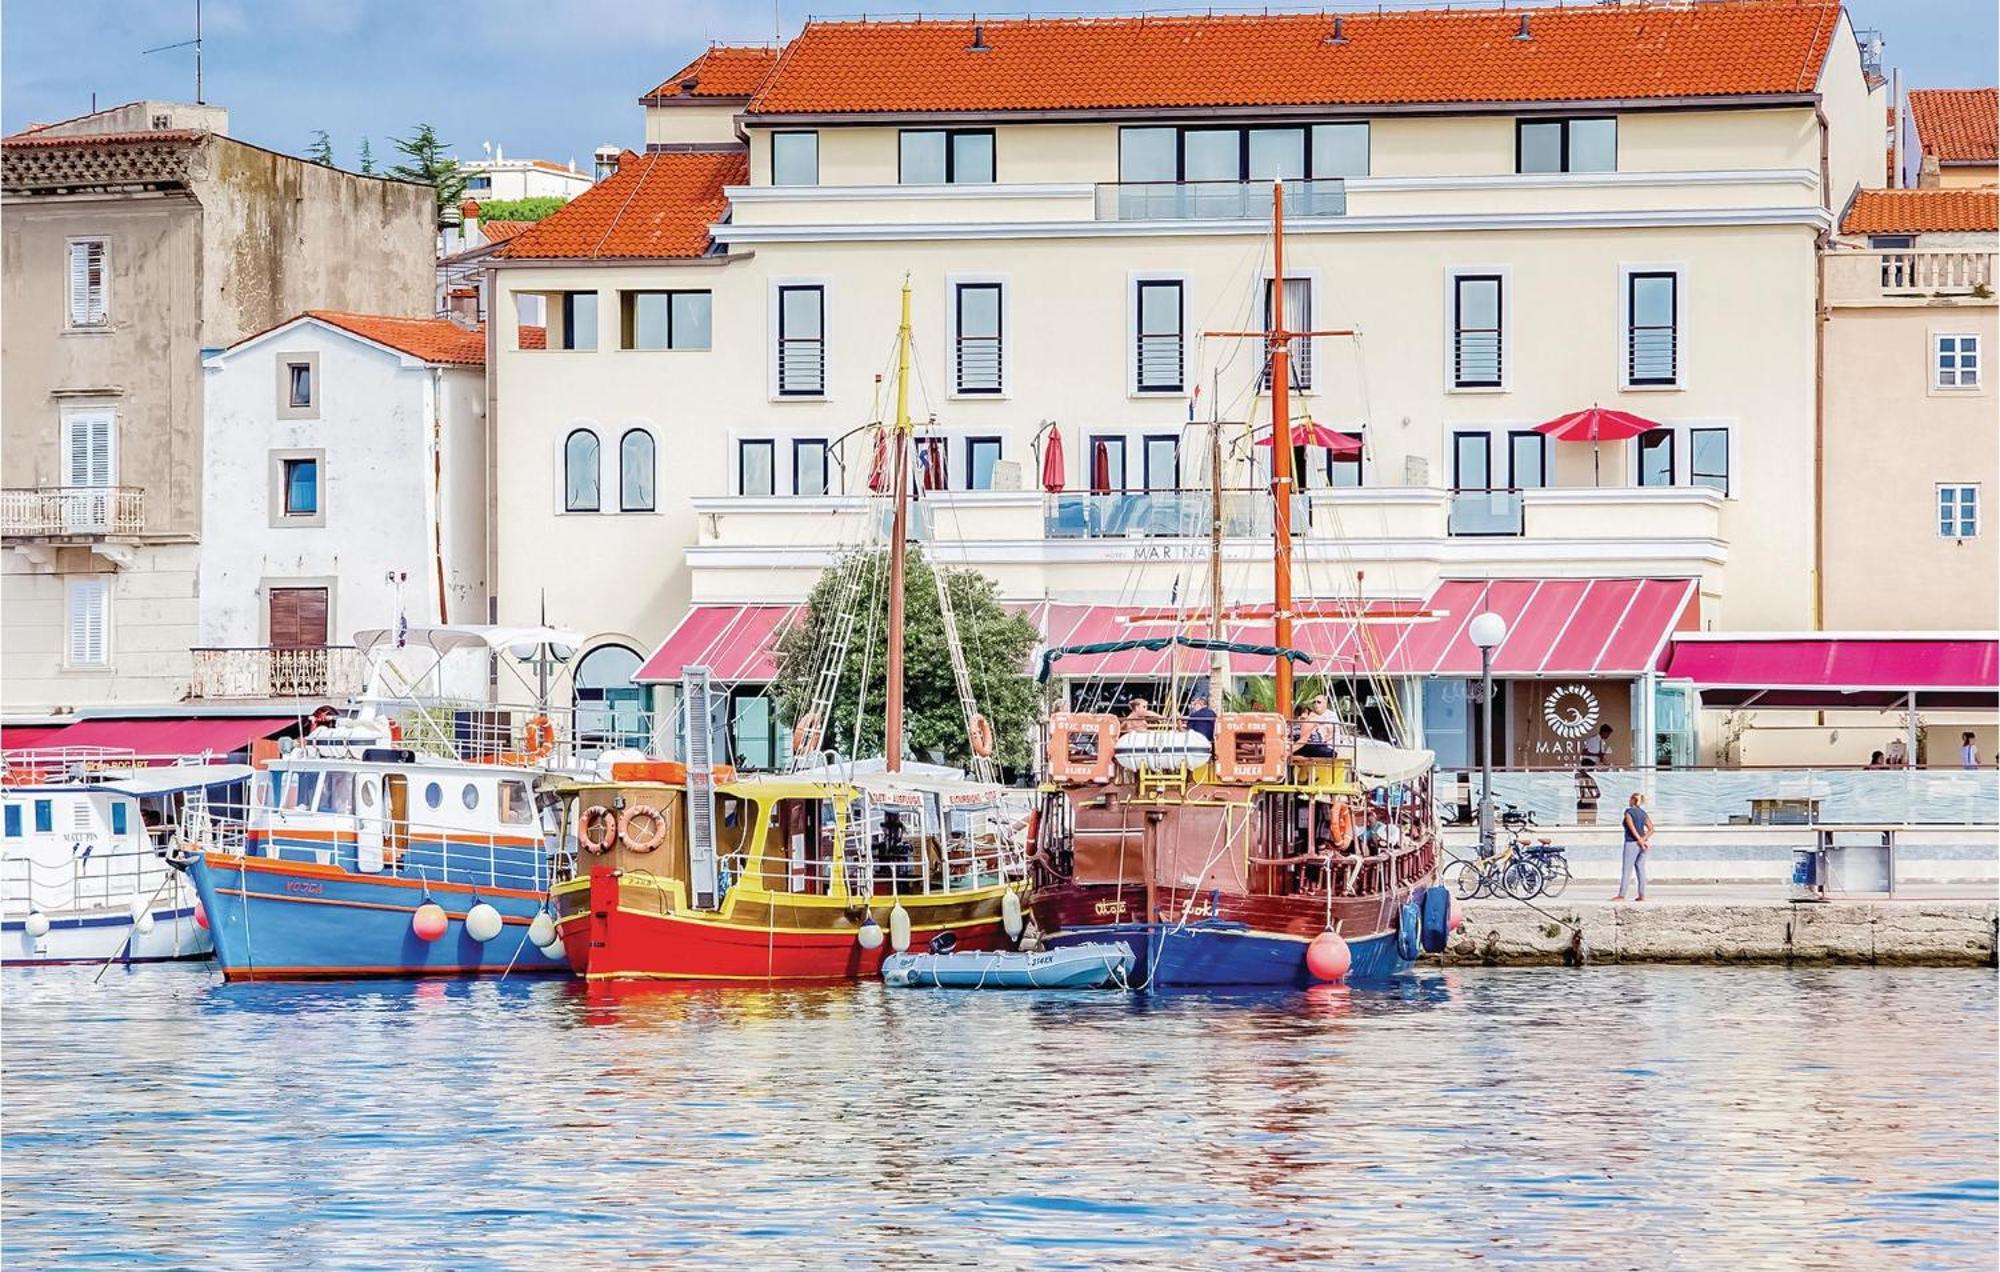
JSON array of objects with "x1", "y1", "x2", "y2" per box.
[
  {"x1": 1447, "y1": 487, "x2": 1525, "y2": 537},
  {"x1": 1, "y1": 486, "x2": 145, "y2": 538},
  {"x1": 188, "y1": 646, "x2": 366, "y2": 701},
  {"x1": 1044, "y1": 488, "x2": 1306, "y2": 539},
  {"x1": 1825, "y1": 249, "x2": 1998, "y2": 303},
  {"x1": 1096, "y1": 178, "x2": 1347, "y2": 223}
]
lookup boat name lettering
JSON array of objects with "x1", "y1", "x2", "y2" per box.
[
  {"x1": 283, "y1": 880, "x2": 325, "y2": 896},
  {"x1": 1092, "y1": 899, "x2": 1128, "y2": 918}
]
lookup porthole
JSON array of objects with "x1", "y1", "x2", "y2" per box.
[
  {"x1": 360, "y1": 780, "x2": 377, "y2": 809},
  {"x1": 425, "y1": 781, "x2": 443, "y2": 810},
  {"x1": 461, "y1": 783, "x2": 480, "y2": 811}
]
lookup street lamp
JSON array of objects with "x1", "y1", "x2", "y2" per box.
[{"x1": 1468, "y1": 610, "x2": 1509, "y2": 854}]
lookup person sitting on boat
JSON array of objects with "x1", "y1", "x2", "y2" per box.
[
  {"x1": 1292, "y1": 705, "x2": 1335, "y2": 759},
  {"x1": 1122, "y1": 696, "x2": 1160, "y2": 732},
  {"x1": 1185, "y1": 693, "x2": 1217, "y2": 743},
  {"x1": 877, "y1": 812, "x2": 917, "y2": 886}
]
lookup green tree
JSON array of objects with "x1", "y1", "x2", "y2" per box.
[
  {"x1": 470, "y1": 196, "x2": 568, "y2": 222},
  {"x1": 772, "y1": 549, "x2": 1040, "y2": 769},
  {"x1": 357, "y1": 137, "x2": 375, "y2": 174},
  {"x1": 306, "y1": 130, "x2": 334, "y2": 166},
  {"x1": 388, "y1": 123, "x2": 465, "y2": 226}
]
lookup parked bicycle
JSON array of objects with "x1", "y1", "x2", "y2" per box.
[{"x1": 1453, "y1": 816, "x2": 1572, "y2": 901}]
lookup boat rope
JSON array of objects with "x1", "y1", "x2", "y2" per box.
[{"x1": 89, "y1": 867, "x2": 178, "y2": 985}]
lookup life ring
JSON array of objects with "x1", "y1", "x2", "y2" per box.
[
  {"x1": 618, "y1": 803, "x2": 666, "y2": 853},
  {"x1": 791, "y1": 709, "x2": 824, "y2": 756},
  {"x1": 579, "y1": 805, "x2": 619, "y2": 854},
  {"x1": 1329, "y1": 801, "x2": 1356, "y2": 850},
  {"x1": 388, "y1": 719, "x2": 403, "y2": 743},
  {"x1": 969, "y1": 713, "x2": 995, "y2": 759},
  {"x1": 523, "y1": 714, "x2": 555, "y2": 757}
]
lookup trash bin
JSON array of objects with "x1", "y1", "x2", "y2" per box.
[{"x1": 1790, "y1": 848, "x2": 1824, "y2": 902}]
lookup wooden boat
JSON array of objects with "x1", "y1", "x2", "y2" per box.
[{"x1": 882, "y1": 941, "x2": 1135, "y2": 989}]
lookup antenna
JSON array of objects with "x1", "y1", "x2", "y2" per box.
[{"x1": 140, "y1": 0, "x2": 205, "y2": 104}]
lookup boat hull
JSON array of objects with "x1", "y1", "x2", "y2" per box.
[
  {"x1": 553, "y1": 867, "x2": 1010, "y2": 983},
  {"x1": 2, "y1": 901, "x2": 211, "y2": 966},
  {"x1": 189, "y1": 852, "x2": 567, "y2": 981}
]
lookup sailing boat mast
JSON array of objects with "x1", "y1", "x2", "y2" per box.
[
  {"x1": 883, "y1": 279, "x2": 915, "y2": 773},
  {"x1": 1207, "y1": 371, "x2": 1227, "y2": 700},
  {"x1": 1267, "y1": 184, "x2": 1299, "y2": 719}
]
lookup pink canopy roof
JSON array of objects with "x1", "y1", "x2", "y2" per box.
[{"x1": 1662, "y1": 634, "x2": 2000, "y2": 708}]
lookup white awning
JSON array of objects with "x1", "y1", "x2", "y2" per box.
[
  {"x1": 353, "y1": 625, "x2": 584, "y2": 657},
  {"x1": 1352, "y1": 739, "x2": 1435, "y2": 788},
  {"x1": 95, "y1": 764, "x2": 255, "y2": 797}
]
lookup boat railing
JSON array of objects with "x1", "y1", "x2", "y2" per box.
[
  {"x1": 1, "y1": 841, "x2": 182, "y2": 915},
  {"x1": 213, "y1": 807, "x2": 554, "y2": 894},
  {"x1": 726, "y1": 832, "x2": 1024, "y2": 901}
]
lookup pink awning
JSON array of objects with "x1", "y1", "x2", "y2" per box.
[
  {"x1": 634, "y1": 605, "x2": 803, "y2": 684},
  {"x1": 1662, "y1": 635, "x2": 2000, "y2": 709},
  {"x1": 2, "y1": 716, "x2": 298, "y2": 761}
]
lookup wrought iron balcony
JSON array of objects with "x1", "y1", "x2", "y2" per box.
[
  {"x1": 188, "y1": 646, "x2": 366, "y2": 701},
  {"x1": 1, "y1": 486, "x2": 145, "y2": 539},
  {"x1": 1095, "y1": 178, "x2": 1347, "y2": 222}
]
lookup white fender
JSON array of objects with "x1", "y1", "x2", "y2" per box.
[
  {"x1": 1001, "y1": 889, "x2": 1024, "y2": 941},
  {"x1": 889, "y1": 904, "x2": 912, "y2": 954}
]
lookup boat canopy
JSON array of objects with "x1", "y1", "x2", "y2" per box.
[
  {"x1": 1351, "y1": 739, "x2": 1435, "y2": 788},
  {"x1": 92, "y1": 763, "x2": 255, "y2": 796},
  {"x1": 353, "y1": 624, "x2": 584, "y2": 658},
  {"x1": 1038, "y1": 635, "x2": 1312, "y2": 683}
]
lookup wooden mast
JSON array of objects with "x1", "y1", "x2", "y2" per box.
[
  {"x1": 884, "y1": 278, "x2": 914, "y2": 773},
  {"x1": 1207, "y1": 374, "x2": 1227, "y2": 701},
  {"x1": 1267, "y1": 183, "x2": 1298, "y2": 720}
]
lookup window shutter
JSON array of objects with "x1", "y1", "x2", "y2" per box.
[
  {"x1": 68, "y1": 581, "x2": 107, "y2": 666},
  {"x1": 68, "y1": 241, "x2": 104, "y2": 327},
  {"x1": 64, "y1": 413, "x2": 113, "y2": 487}
]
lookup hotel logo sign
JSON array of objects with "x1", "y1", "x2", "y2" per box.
[{"x1": 1542, "y1": 683, "x2": 1601, "y2": 740}]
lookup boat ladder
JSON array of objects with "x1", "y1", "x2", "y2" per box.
[{"x1": 930, "y1": 561, "x2": 998, "y2": 784}]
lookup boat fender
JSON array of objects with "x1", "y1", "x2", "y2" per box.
[
  {"x1": 131, "y1": 900, "x2": 157, "y2": 935},
  {"x1": 969, "y1": 712, "x2": 995, "y2": 759},
  {"x1": 1447, "y1": 895, "x2": 1466, "y2": 934},
  {"x1": 618, "y1": 804, "x2": 666, "y2": 853},
  {"x1": 24, "y1": 911, "x2": 50, "y2": 938},
  {"x1": 857, "y1": 913, "x2": 884, "y2": 951},
  {"x1": 1329, "y1": 801, "x2": 1355, "y2": 850},
  {"x1": 1396, "y1": 901, "x2": 1422, "y2": 962},
  {"x1": 1305, "y1": 931, "x2": 1352, "y2": 982},
  {"x1": 412, "y1": 902, "x2": 449, "y2": 942},
  {"x1": 791, "y1": 709, "x2": 824, "y2": 756},
  {"x1": 1419, "y1": 885, "x2": 1452, "y2": 955},
  {"x1": 579, "y1": 806, "x2": 619, "y2": 854},
  {"x1": 1001, "y1": 888, "x2": 1024, "y2": 941},
  {"x1": 464, "y1": 902, "x2": 504, "y2": 943},
  {"x1": 889, "y1": 903, "x2": 912, "y2": 954},
  {"x1": 527, "y1": 910, "x2": 558, "y2": 949},
  {"x1": 192, "y1": 901, "x2": 209, "y2": 931}
]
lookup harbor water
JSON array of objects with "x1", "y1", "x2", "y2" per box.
[{"x1": 3, "y1": 965, "x2": 1994, "y2": 1267}]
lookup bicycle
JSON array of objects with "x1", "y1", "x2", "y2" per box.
[
  {"x1": 1509, "y1": 830, "x2": 1571, "y2": 899},
  {"x1": 1452, "y1": 836, "x2": 1545, "y2": 901}
]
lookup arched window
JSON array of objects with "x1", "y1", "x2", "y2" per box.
[
  {"x1": 620, "y1": 428, "x2": 656, "y2": 512},
  {"x1": 564, "y1": 428, "x2": 600, "y2": 511},
  {"x1": 575, "y1": 643, "x2": 645, "y2": 751}
]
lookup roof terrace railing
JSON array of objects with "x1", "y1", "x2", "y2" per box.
[{"x1": 1096, "y1": 178, "x2": 1347, "y2": 223}]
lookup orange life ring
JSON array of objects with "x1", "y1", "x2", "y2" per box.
[
  {"x1": 579, "y1": 805, "x2": 619, "y2": 854},
  {"x1": 388, "y1": 719, "x2": 403, "y2": 743},
  {"x1": 969, "y1": 713, "x2": 995, "y2": 759},
  {"x1": 619, "y1": 804, "x2": 666, "y2": 853},
  {"x1": 523, "y1": 714, "x2": 555, "y2": 757},
  {"x1": 791, "y1": 710, "x2": 824, "y2": 756},
  {"x1": 1329, "y1": 801, "x2": 1356, "y2": 850}
]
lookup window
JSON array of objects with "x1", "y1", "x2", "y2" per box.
[
  {"x1": 1328, "y1": 432, "x2": 1363, "y2": 488},
  {"x1": 282, "y1": 771, "x2": 320, "y2": 811},
  {"x1": 954, "y1": 283, "x2": 1003, "y2": 394},
  {"x1": 1116, "y1": 124, "x2": 1370, "y2": 181},
  {"x1": 461, "y1": 783, "x2": 480, "y2": 811},
  {"x1": 1118, "y1": 127, "x2": 1177, "y2": 183},
  {"x1": 3, "y1": 806, "x2": 19, "y2": 837},
  {"x1": 1936, "y1": 334, "x2": 1981, "y2": 389},
  {"x1": 771, "y1": 131, "x2": 818, "y2": 186},
  {"x1": 899, "y1": 130, "x2": 994, "y2": 184},
  {"x1": 1627, "y1": 272, "x2": 1679, "y2": 386},
  {"x1": 1142, "y1": 435, "x2": 1180, "y2": 491},
  {"x1": 965, "y1": 437, "x2": 1002, "y2": 491},
  {"x1": 620, "y1": 429, "x2": 655, "y2": 512},
  {"x1": 1247, "y1": 128, "x2": 1305, "y2": 180},
  {"x1": 1310, "y1": 123, "x2": 1370, "y2": 178},
  {"x1": 1939, "y1": 485, "x2": 1979, "y2": 538},
  {"x1": 67, "y1": 578, "x2": 108, "y2": 667},
  {"x1": 1452, "y1": 432, "x2": 1492, "y2": 491},
  {"x1": 776, "y1": 285, "x2": 825, "y2": 395},
  {"x1": 1637, "y1": 428, "x2": 1675, "y2": 487},
  {"x1": 1517, "y1": 117, "x2": 1616, "y2": 174},
  {"x1": 111, "y1": 803, "x2": 128, "y2": 836},
  {"x1": 1089, "y1": 436, "x2": 1129, "y2": 493},
  {"x1": 1690, "y1": 428, "x2": 1729, "y2": 495},
  {"x1": 564, "y1": 429, "x2": 600, "y2": 511},
  {"x1": 287, "y1": 362, "x2": 312, "y2": 408},
  {"x1": 424, "y1": 781, "x2": 442, "y2": 810},
  {"x1": 794, "y1": 439, "x2": 830, "y2": 496},
  {"x1": 1452, "y1": 275, "x2": 1503, "y2": 389},
  {"x1": 1135, "y1": 280, "x2": 1184, "y2": 393},
  {"x1": 35, "y1": 800, "x2": 53, "y2": 833},
  {"x1": 1261, "y1": 277, "x2": 1313, "y2": 390},
  {"x1": 1507, "y1": 431, "x2": 1547, "y2": 489},
  {"x1": 620, "y1": 290, "x2": 711, "y2": 351},
  {"x1": 282, "y1": 458, "x2": 319, "y2": 517},
  {"x1": 268, "y1": 587, "x2": 329, "y2": 648},
  {"x1": 739, "y1": 439, "x2": 776, "y2": 496},
  {"x1": 559, "y1": 292, "x2": 597, "y2": 350},
  {"x1": 276, "y1": 354, "x2": 319, "y2": 418},
  {"x1": 359, "y1": 780, "x2": 376, "y2": 809},
  {"x1": 67, "y1": 238, "x2": 107, "y2": 327},
  {"x1": 499, "y1": 780, "x2": 534, "y2": 825},
  {"x1": 319, "y1": 770, "x2": 354, "y2": 815},
  {"x1": 62, "y1": 408, "x2": 115, "y2": 490}
]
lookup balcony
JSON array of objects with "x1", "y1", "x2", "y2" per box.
[
  {"x1": 188, "y1": 646, "x2": 367, "y2": 701},
  {"x1": 1045, "y1": 489, "x2": 1307, "y2": 539},
  {"x1": 1825, "y1": 249, "x2": 1997, "y2": 305},
  {"x1": 1, "y1": 486, "x2": 145, "y2": 539},
  {"x1": 1447, "y1": 488, "x2": 1525, "y2": 537},
  {"x1": 1095, "y1": 178, "x2": 1347, "y2": 223}
]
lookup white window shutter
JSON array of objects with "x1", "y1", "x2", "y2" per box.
[
  {"x1": 68, "y1": 581, "x2": 107, "y2": 666},
  {"x1": 64, "y1": 413, "x2": 113, "y2": 487},
  {"x1": 68, "y1": 240, "x2": 105, "y2": 327}
]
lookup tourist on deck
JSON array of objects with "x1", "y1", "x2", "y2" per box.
[
  {"x1": 1186, "y1": 693, "x2": 1217, "y2": 743},
  {"x1": 1293, "y1": 705, "x2": 1335, "y2": 759},
  {"x1": 1122, "y1": 696, "x2": 1160, "y2": 732},
  {"x1": 1307, "y1": 694, "x2": 1342, "y2": 747},
  {"x1": 1866, "y1": 751, "x2": 1888, "y2": 769},
  {"x1": 1615, "y1": 792, "x2": 1651, "y2": 902},
  {"x1": 1961, "y1": 732, "x2": 1981, "y2": 769}
]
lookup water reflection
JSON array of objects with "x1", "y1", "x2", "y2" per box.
[{"x1": 2, "y1": 965, "x2": 1994, "y2": 1267}]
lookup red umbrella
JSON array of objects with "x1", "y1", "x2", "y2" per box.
[
  {"x1": 1255, "y1": 421, "x2": 1363, "y2": 454},
  {"x1": 1535, "y1": 406, "x2": 1658, "y2": 486},
  {"x1": 867, "y1": 426, "x2": 889, "y2": 493},
  {"x1": 1040, "y1": 427, "x2": 1066, "y2": 492}
]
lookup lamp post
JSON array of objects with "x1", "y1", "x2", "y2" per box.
[{"x1": 1467, "y1": 611, "x2": 1509, "y2": 854}]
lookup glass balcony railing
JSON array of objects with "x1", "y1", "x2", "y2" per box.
[
  {"x1": 1044, "y1": 489, "x2": 1305, "y2": 539},
  {"x1": 1447, "y1": 488, "x2": 1525, "y2": 537},
  {"x1": 1096, "y1": 178, "x2": 1347, "y2": 222}
]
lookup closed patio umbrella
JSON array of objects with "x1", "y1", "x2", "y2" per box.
[
  {"x1": 1040, "y1": 426, "x2": 1066, "y2": 492},
  {"x1": 1535, "y1": 406, "x2": 1657, "y2": 486},
  {"x1": 867, "y1": 425, "x2": 890, "y2": 493}
]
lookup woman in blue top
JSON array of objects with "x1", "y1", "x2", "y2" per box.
[{"x1": 1616, "y1": 792, "x2": 1652, "y2": 902}]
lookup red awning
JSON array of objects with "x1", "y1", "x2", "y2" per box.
[
  {"x1": 1, "y1": 716, "x2": 299, "y2": 760},
  {"x1": 1662, "y1": 634, "x2": 2000, "y2": 709},
  {"x1": 635, "y1": 605, "x2": 803, "y2": 683}
]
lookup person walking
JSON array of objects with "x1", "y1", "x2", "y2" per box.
[
  {"x1": 1614, "y1": 792, "x2": 1652, "y2": 902},
  {"x1": 1961, "y1": 732, "x2": 1981, "y2": 769}
]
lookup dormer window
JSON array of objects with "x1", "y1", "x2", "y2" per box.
[{"x1": 771, "y1": 131, "x2": 818, "y2": 186}]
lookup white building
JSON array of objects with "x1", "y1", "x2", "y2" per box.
[
  {"x1": 459, "y1": 149, "x2": 594, "y2": 203},
  {"x1": 194, "y1": 312, "x2": 489, "y2": 701}
]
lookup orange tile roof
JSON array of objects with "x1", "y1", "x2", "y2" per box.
[
  {"x1": 498, "y1": 149, "x2": 744, "y2": 260},
  {"x1": 646, "y1": 45, "x2": 782, "y2": 101},
  {"x1": 519, "y1": 325, "x2": 547, "y2": 350},
  {"x1": 478, "y1": 219, "x2": 535, "y2": 245},
  {"x1": 746, "y1": 3, "x2": 1843, "y2": 116},
  {"x1": 1841, "y1": 188, "x2": 2000, "y2": 235},
  {"x1": 303, "y1": 310, "x2": 490, "y2": 366},
  {"x1": 1907, "y1": 88, "x2": 1998, "y2": 164},
  {"x1": 2, "y1": 128, "x2": 202, "y2": 148}
]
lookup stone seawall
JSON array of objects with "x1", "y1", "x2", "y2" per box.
[{"x1": 1444, "y1": 899, "x2": 1999, "y2": 966}]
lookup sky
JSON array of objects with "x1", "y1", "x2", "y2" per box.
[{"x1": 2, "y1": 1, "x2": 1995, "y2": 171}]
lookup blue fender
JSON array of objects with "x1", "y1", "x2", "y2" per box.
[
  {"x1": 1396, "y1": 901, "x2": 1422, "y2": 961},
  {"x1": 1420, "y1": 885, "x2": 1452, "y2": 954}
]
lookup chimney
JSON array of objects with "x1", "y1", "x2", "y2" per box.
[
  {"x1": 1325, "y1": 16, "x2": 1348, "y2": 45},
  {"x1": 967, "y1": 23, "x2": 990, "y2": 52},
  {"x1": 1918, "y1": 149, "x2": 1941, "y2": 189},
  {"x1": 446, "y1": 287, "x2": 480, "y2": 327},
  {"x1": 460, "y1": 199, "x2": 481, "y2": 243},
  {"x1": 1513, "y1": 14, "x2": 1533, "y2": 41}
]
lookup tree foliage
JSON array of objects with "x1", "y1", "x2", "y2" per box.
[
  {"x1": 357, "y1": 137, "x2": 375, "y2": 175},
  {"x1": 306, "y1": 130, "x2": 334, "y2": 166},
  {"x1": 388, "y1": 124, "x2": 465, "y2": 225},
  {"x1": 772, "y1": 550, "x2": 1041, "y2": 770},
  {"x1": 471, "y1": 196, "x2": 568, "y2": 223}
]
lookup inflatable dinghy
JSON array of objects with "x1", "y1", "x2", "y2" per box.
[{"x1": 881, "y1": 942, "x2": 1135, "y2": 990}]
